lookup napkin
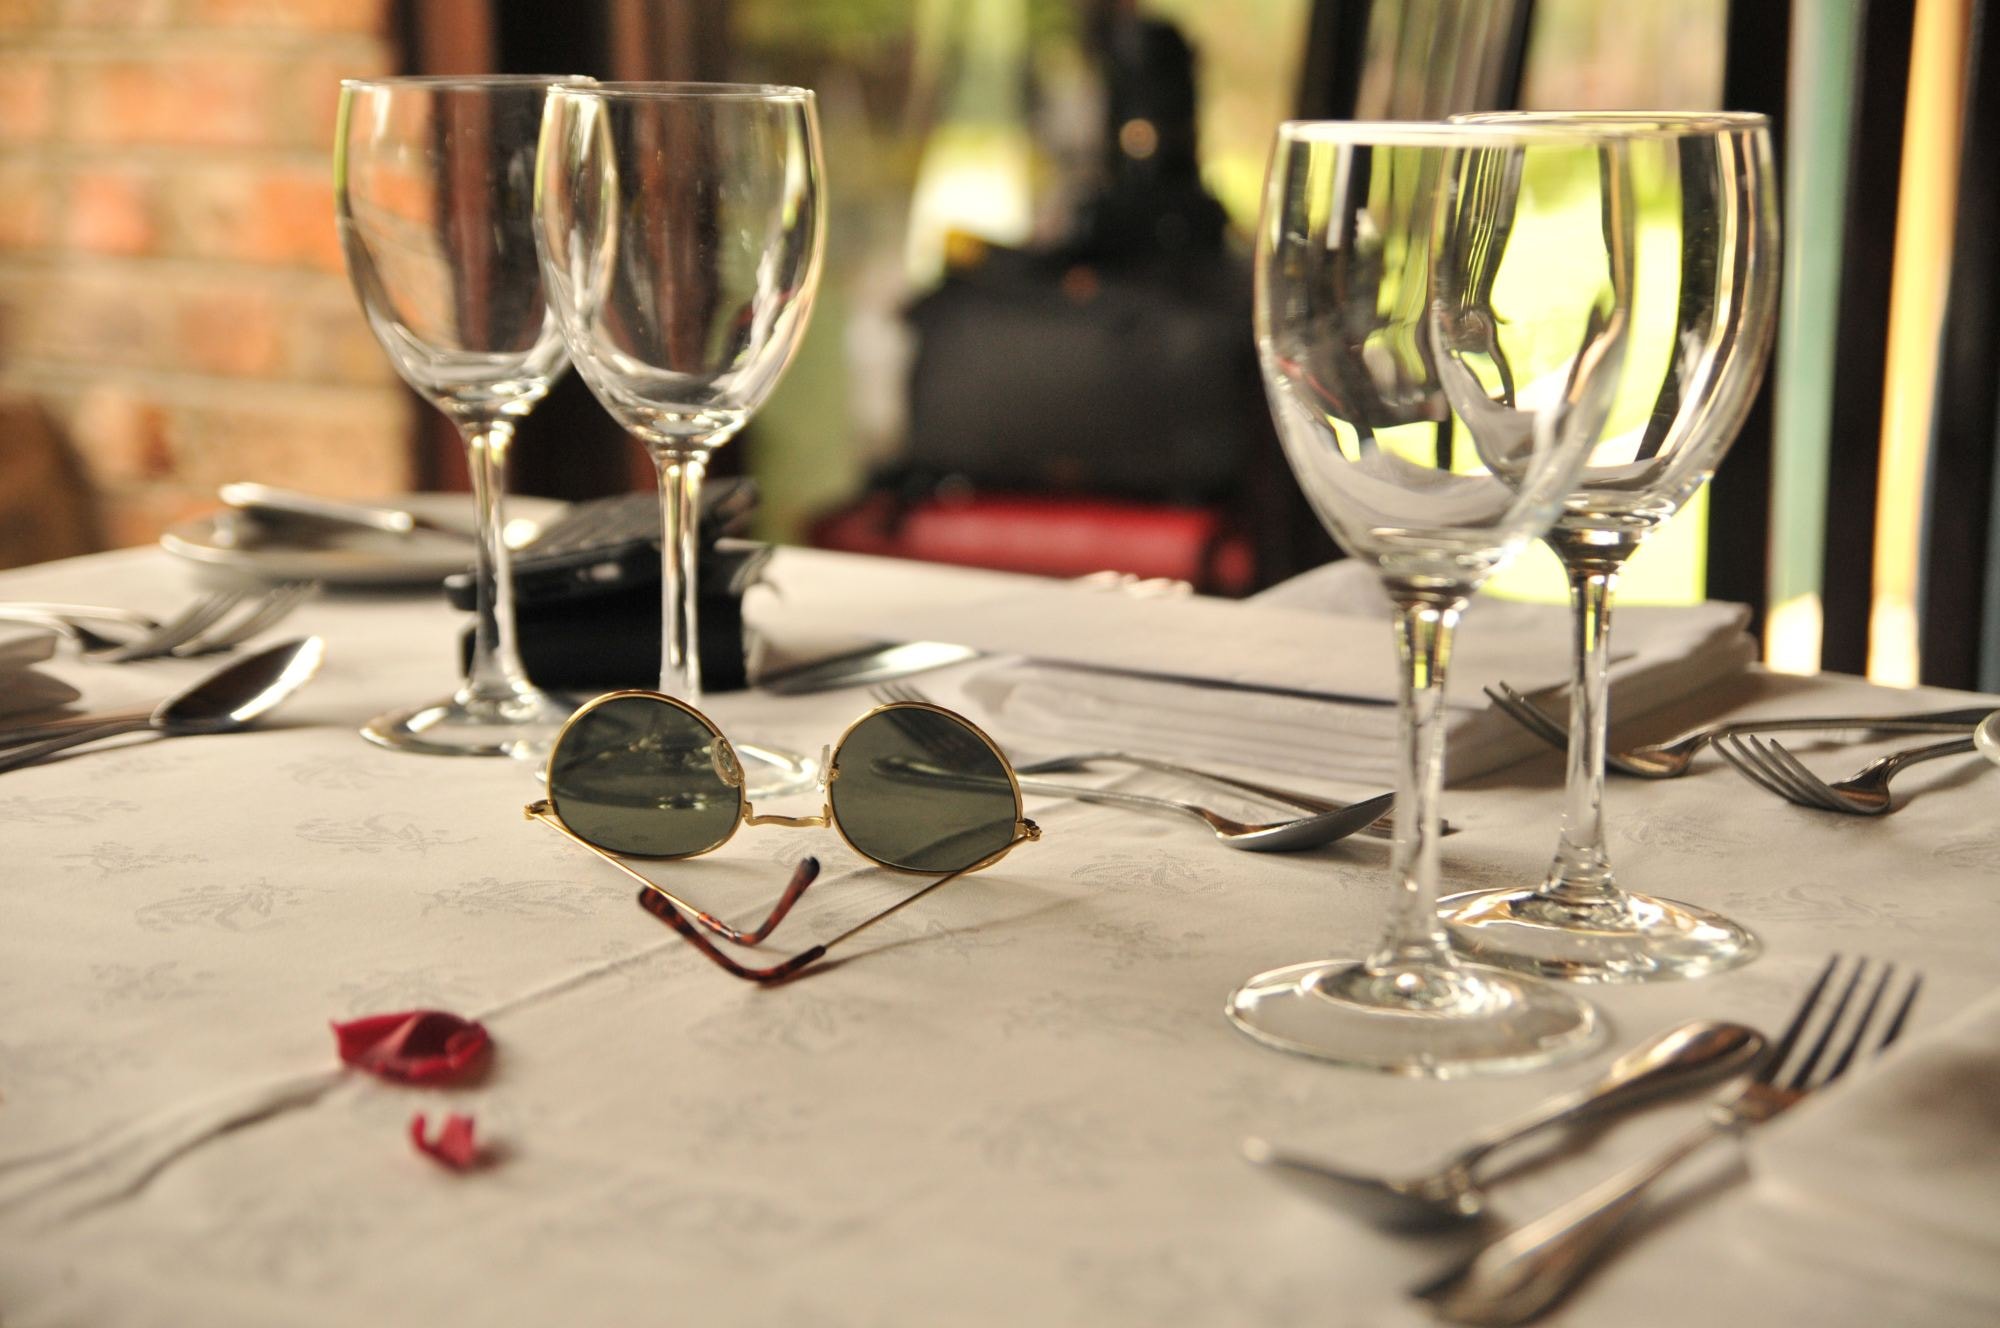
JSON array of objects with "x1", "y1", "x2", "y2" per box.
[
  {"x1": 0, "y1": 623, "x2": 81, "y2": 719},
  {"x1": 957, "y1": 560, "x2": 1755, "y2": 785},
  {"x1": 1732, "y1": 987, "x2": 2000, "y2": 1317}
]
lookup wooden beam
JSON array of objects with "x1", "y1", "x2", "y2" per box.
[{"x1": 1919, "y1": 0, "x2": 2000, "y2": 687}]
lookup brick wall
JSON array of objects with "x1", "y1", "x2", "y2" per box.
[{"x1": 0, "y1": 0, "x2": 414, "y2": 558}]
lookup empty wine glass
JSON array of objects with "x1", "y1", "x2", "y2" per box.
[
  {"x1": 1226, "y1": 121, "x2": 1635, "y2": 1075},
  {"x1": 1436, "y1": 112, "x2": 1781, "y2": 983},
  {"x1": 336, "y1": 75, "x2": 581, "y2": 757},
  {"x1": 536, "y1": 82, "x2": 824, "y2": 796}
]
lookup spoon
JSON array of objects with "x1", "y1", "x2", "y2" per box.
[
  {"x1": 1243, "y1": 1019, "x2": 1765, "y2": 1230},
  {"x1": 1013, "y1": 776, "x2": 1396, "y2": 852},
  {"x1": 1975, "y1": 710, "x2": 2000, "y2": 766},
  {"x1": 0, "y1": 637, "x2": 326, "y2": 773}
]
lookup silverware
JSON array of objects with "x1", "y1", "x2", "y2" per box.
[
  {"x1": 0, "y1": 584, "x2": 315, "y2": 663},
  {"x1": 1416, "y1": 956, "x2": 1920, "y2": 1325},
  {"x1": 1977, "y1": 710, "x2": 2000, "y2": 764},
  {"x1": 218, "y1": 483, "x2": 469, "y2": 539},
  {"x1": 1484, "y1": 681, "x2": 1991, "y2": 778},
  {"x1": 1012, "y1": 750, "x2": 1445, "y2": 842},
  {"x1": 761, "y1": 641, "x2": 981, "y2": 695},
  {"x1": 0, "y1": 593, "x2": 243, "y2": 662},
  {"x1": 1244, "y1": 1019, "x2": 1764, "y2": 1231},
  {"x1": 869, "y1": 699, "x2": 1391, "y2": 850},
  {"x1": 3, "y1": 602, "x2": 161, "y2": 629},
  {"x1": 1012, "y1": 777, "x2": 1395, "y2": 852},
  {"x1": 1712, "y1": 730, "x2": 1981, "y2": 814},
  {"x1": 869, "y1": 682, "x2": 1434, "y2": 843},
  {"x1": 0, "y1": 637, "x2": 325, "y2": 773},
  {"x1": 171, "y1": 581, "x2": 319, "y2": 655},
  {"x1": 758, "y1": 571, "x2": 1204, "y2": 697}
]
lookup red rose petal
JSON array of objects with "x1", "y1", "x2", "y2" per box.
[
  {"x1": 331, "y1": 1010, "x2": 490, "y2": 1084},
  {"x1": 410, "y1": 1112, "x2": 480, "y2": 1170}
]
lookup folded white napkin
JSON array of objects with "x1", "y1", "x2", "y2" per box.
[
  {"x1": 0, "y1": 624, "x2": 81, "y2": 719},
  {"x1": 1732, "y1": 987, "x2": 2000, "y2": 1318},
  {"x1": 957, "y1": 560, "x2": 1754, "y2": 786}
]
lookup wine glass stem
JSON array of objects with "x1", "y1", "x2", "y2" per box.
[
  {"x1": 457, "y1": 416, "x2": 536, "y2": 705},
  {"x1": 1545, "y1": 554, "x2": 1627, "y2": 907},
  {"x1": 650, "y1": 447, "x2": 708, "y2": 701},
  {"x1": 1367, "y1": 597, "x2": 1463, "y2": 976}
]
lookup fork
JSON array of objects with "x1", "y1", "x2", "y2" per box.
[
  {"x1": 1484, "y1": 681, "x2": 1992, "y2": 779},
  {"x1": 869, "y1": 683, "x2": 1410, "y2": 839},
  {"x1": 0, "y1": 584, "x2": 314, "y2": 664},
  {"x1": 1711, "y1": 731, "x2": 1980, "y2": 815},
  {"x1": 171, "y1": 581, "x2": 318, "y2": 656},
  {"x1": 0, "y1": 593, "x2": 245, "y2": 662},
  {"x1": 1416, "y1": 955, "x2": 1920, "y2": 1326}
]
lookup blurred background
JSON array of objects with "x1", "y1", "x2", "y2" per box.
[{"x1": 2, "y1": 0, "x2": 1996, "y2": 692}]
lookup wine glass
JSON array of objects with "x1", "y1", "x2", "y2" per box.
[
  {"x1": 1436, "y1": 112, "x2": 1781, "y2": 983},
  {"x1": 1226, "y1": 121, "x2": 1635, "y2": 1075},
  {"x1": 336, "y1": 75, "x2": 582, "y2": 758},
  {"x1": 535, "y1": 83, "x2": 824, "y2": 796}
]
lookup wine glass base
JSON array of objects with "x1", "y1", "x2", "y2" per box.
[
  {"x1": 1437, "y1": 887, "x2": 1760, "y2": 984},
  {"x1": 1225, "y1": 959, "x2": 1602, "y2": 1078},
  {"x1": 361, "y1": 691, "x2": 576, "y2": 761},
  {"x1": 732, "y1": 740, "x2": 819, "y2": 799}
]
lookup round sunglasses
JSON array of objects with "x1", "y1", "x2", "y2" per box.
[{"x1": 524, "y1": 691, "x2": 1041, "y2": 981}]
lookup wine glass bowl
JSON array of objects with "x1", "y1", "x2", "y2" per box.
[
  {"x1": 536, "y1": 82, "x2": 824, "y2": 796},
  {"x1": 1227, "y1": 122, "x2": 1635, "y2": 1075},
  {"x1": 1435, "y1": 112, "x2": 1780, "y2": 984},
  {"x1": 336, "y1": 75, "x2": 581, "y2": 758},
  {"x1": 538, "y1": 84, "x2": 823, "y2": 449},
  {"x1": 338, "y1": 87, "x2": 568, "y2": 414}
]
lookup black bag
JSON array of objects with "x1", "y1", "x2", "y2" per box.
[{"x1": 900, "y1": 246, "x2": 1264, "y2": 505}]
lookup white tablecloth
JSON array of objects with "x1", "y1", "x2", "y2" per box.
[{"x1": 2, "y1": 547, "x2": 1996, "y2": 1327}]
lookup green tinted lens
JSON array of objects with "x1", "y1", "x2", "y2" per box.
[
  {"x1": 548, "y1": 695, "x2": 739, "y2": 858},
  {"x1": 830, "y1": 707, "x2": 1019, "y2": 873}
]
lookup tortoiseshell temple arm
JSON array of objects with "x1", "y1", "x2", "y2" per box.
[
  {"x1": 636, "y1": 880, "x2": 828, "y2": 984},
  {"x1": 634, "y1": 824, "x2": 1040, "y2": 984},
  {"x1": 657, "y1": 854, "x2": 823, "y2": 947},
  {"x1": 525, "y1": 800, "x2": 822, "y2": 946}
]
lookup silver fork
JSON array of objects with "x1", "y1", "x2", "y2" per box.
[
  {"x1": 866, "y1": 687, "x2": 1394, "y2": 849},
  {"x1": 0, "y1": 593, "x2": 244, "y2": 662},
  {"x1": 171, "y1": 581, "x2": 318, "y2": 656},
  {"x1": 1484, "y1": 681, "x2": 1992, "y2": 779},
  {"x1": 0, "y1": 585, "x2": 314, "y2": 663},
  {"x1": 1417, "y1": 955, "x2": 1920, "y2": 1326},
  {"x1": 870, "y1": 683, "x2": 1410, "y2": 840},
  {"x1": 1711, "y1": 731, "x2": 1981, "y2": 815}
]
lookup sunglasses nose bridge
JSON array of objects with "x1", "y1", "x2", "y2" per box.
[{"x1": 743, "y1": 810, "x2": 831, "y2": 830}]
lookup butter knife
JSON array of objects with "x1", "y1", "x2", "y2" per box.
[
  {"x1": 759, "y1": 641, "x2": 979, "y2": 695},
  {"x1": 219, "y1": 483, "x2": 471, "y2": 539}
]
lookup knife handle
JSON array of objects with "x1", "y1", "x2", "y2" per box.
[
  {"x1": 219, "y1": 483, "x2": 416, "y2": 536},
  {"x1": 0, "y1": 718, "x2": 153, "y2": 773}
]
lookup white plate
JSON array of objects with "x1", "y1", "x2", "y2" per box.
[{"x1": 161, "y1": 494, "x2": 567, "y2": 587}]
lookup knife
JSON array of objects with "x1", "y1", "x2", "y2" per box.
[
  {"x1": 218, "y1": 483, "x2": 472, "y2": 539},
  {"x1": 759, "y1": 641, "x2": 980, "y2": 695}
]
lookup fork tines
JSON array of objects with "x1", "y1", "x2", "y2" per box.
[
  {"x1": 173, "y1": 581, "x2": 319, "y2": 657},
  {"x1": 871, "y1": 683, "x2": 994, "y2": 767},
  {"x1": 1712, "y1": 733, "x2": 1814, "y2": 804},
  {"x1": 1757, "y1": 955, "x2": 1922, "y2": 1096}
]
